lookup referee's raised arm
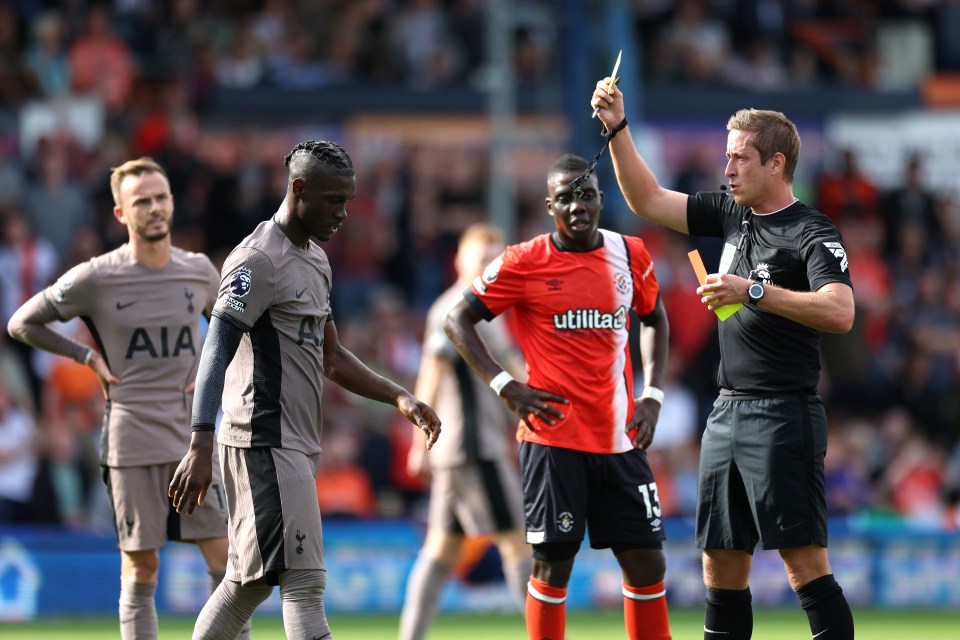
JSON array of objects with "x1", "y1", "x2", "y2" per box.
[{"x1": 590, "y1": 80, "x2": 690, "y2": 234}]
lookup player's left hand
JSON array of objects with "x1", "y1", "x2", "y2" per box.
[
  {"x1": 398, "y1": 394, "x2": 442, "y2": 450},
  {"x1": 628, "y1": 397, "x2": 661, "y2": 449}
]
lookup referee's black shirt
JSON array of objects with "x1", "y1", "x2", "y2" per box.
[{"x1": 687, "y1": 192, "x2": 853, "y2": 395}]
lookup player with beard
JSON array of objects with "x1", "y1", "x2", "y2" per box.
[
  {"x1": 168, "y1": 140, "x2": 442, "y2": 640},
  {"x1": 7, "y1": 157, "x2": 249, "y2": 640},
  {"x1": 443, "y1": 154, "x2": 673, "y2": 640}
]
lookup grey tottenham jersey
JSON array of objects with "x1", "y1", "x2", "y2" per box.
[
  {"x1": 44, "y1": 245, "x2": 219, "y2": 466},
  {"x1": 212, "y1": 219, "x2": 332, "y2": 456},
  {"x1": 424, "y1": 285, "x2": 517, "y2": 469}
]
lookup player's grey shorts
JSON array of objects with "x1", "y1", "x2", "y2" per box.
[
  {"x1": 429, "y1": 458, "x2": 524, "y2": 535},
  {"x1": 695, "y1": 394, "x2": 829, "y2": 552},
  {"x1": 220, "y1": 443, "x2": 324, "y2": 586},
  {"x1": 103, "y1": 458, "x2": 228, "y2": 552}
]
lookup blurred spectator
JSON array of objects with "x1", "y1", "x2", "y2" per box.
[
  {"x1": 880, "y1": 153, "x2": 943, "y2": 260},
  {"x1": 391, "y1": 0, "x2": 459, "y2": 87},
  {"x1": 723, "y1": 37, "x2": 787, "y2": 90},
  {"x1": 315, "y1": 424, "x2": 377, "y2": 519},
  {"x1": 823, "y1": 425, "x2": 871, "y2": 516},
  {"x1": 658, "y1": 0, "x2": 731, "y2": 84},
  {"x1": 0, "y1": 206, "x2": 60, "y2": 405},
  {"x1": 68, "y1": 4, "x2": 137, "y2": 116},
  {"x1": 21, "y1": 148, "x2": 92, "y2": 257},
  {"x1": 0, "y1": 148, "x2": 25, "y2": 209},
  {"x1": 884, "y1": 429, "x2": 946, "y2": 527},
  {"x1": 40, "y1": 323, "x2": 105, "y2": 529},
  {"x1": 151, "y1": 0, "x2": 211, "y2": 82},
  {"x1": 0, "y1": 206, "x2": 60, "y2": 326},
  {"x1": 269, "y1": 25, "x2": 332, "y2": 89},
  {"x1": 215, "y1": 21, "x2": 265, "y2": 89},
  {"x1": 23, "y1": 10, "x2": 71, "y2": 99},
  {"x1": 0, "y1": 368, "x2": 38, "y2": 523},
  {"x1": 0, "y1": 1, "x2": 30, "y2": 106},
  {"x1": 815, "y1": 147, "x2": 880, "y2": 225}
]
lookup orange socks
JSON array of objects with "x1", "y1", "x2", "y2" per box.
[
  {"x1": 623, "y1": 580, "x2": 672, "y2": 640},
  {"x1": 525, "y1": 577, "x2": 567, "y2": 640}
]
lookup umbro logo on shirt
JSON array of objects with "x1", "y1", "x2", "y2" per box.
[{"x1": 546, "y1": 278, "x2": 563, "y2": 291}]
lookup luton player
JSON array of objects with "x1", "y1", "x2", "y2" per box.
[
  {"x1": 7, "y1": 157, "x2": 249, "y2": 640},
  {"x1": 168, "y1": 140, "x2": 442, "y2": 639},
  {"x1": 443, "y1": 154, "x2": 673, "y2": 640}
]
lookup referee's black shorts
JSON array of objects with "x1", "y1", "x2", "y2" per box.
[{"x1": 695, "y1": 394, "x2": 829, "y2": 552}]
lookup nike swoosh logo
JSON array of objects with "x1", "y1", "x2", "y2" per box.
[
  {"x1": 116, "y1": 301, "x2": 138, "y2": 310},
  {"x1": 295, "y1": 288, "x2": 307, "y2": 299},
  {"x1": 812, "y1": 629, "x2": 830, "y2": 638},
  {"x1": 704, "y1": 627, "x2": 730, "y2": 635}
]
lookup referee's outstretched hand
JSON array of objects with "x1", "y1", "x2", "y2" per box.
[
  {"x1": 499, "y1": 381, "x2": 569, "y2": 432},
  {"x1": 590, "y1": 79, "x2": 626, "y2": 133},
  {"x1": 628, "y1": 397, "x2": 661, "y2": 450}
]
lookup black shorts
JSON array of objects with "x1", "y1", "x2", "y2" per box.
[
  {"x1": 518, "y1": 441, "x2": 666, "y2": 549},
  {"x1": 695, "y1": 395, "x2": 829, "y2": 552}
]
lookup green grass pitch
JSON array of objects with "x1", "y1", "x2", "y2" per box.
[{"x1": 3, "y1": 608, "x2": 958, "y2": 639}]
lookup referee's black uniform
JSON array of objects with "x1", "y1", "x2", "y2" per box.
[{"x1": 686, "y1": 191, "x2": 853, "y2": 551}]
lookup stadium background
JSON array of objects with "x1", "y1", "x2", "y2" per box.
[{"x1": 1, "y1": 0, "x2": 960, "y2": 632}]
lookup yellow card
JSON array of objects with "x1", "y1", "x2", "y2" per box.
[{"x1": 688, "y1": 250, "x2": 742, "y2": 321}]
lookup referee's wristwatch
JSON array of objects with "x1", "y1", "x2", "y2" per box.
[{"x1": 747, "y1": 281, "x2": 765, "y2": 306}]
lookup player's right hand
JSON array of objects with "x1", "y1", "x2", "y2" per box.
[
  {"x1": 168, "y1": 432, "x2": 214, "y2": 515},
  {"x1": 590, "y1": 79, "x2": 625, "y2": 131},
  {"x1": 499, "y1": 382, "x2": 569, "y2": 431}
]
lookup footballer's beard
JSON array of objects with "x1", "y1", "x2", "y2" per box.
[
  {"x1": 137, "y1": 214, "x2": 172, "y2": 243},
  {"x1": 141, "y1": 229, "x2": 170, "y2": 242}
]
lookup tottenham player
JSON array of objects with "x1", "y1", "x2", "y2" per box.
[
  {"x1": 7, "y1": 157, "x2": 249, "y2": 640},
  {"x1": 168, "y1": 140, "x2": 442, "y2": 640}
]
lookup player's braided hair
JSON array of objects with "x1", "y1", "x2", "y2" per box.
[{"x1": 283, "y1": 140, "x2": 355, "y2": 178}]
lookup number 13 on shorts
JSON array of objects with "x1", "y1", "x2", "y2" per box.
[{"x1": 638, "y1": 482, "x2": 662, "y2": 519}]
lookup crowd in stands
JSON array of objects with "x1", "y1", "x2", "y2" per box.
[{"x1": 0, "y1": 1, "x2": 959, "y2": 534}]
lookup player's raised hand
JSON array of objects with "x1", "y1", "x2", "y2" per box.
[
  {"x1": 168, "y1": 432, "x2": 214, "y2": 515},
  {"x1": 591, "y1": 79, "x2": 625, "y2": 130},
  {"x1": 398, "y1": 394, "x2": 442, "y2": 450},
  {"x1": 628, "y1": 397, "x2": 661, "y2": 449},
  {"x1": 87, "y1": 351, "x2": 119, "y2": 399},
  {"x1": 499, "y1": 382, "x2": 569, "y2": 431}
]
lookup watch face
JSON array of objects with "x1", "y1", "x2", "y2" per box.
[{"x1": 749, "y1": 282, "x2": 764, "y2": 300}]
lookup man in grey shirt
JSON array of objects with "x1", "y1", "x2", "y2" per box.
[{"x1": 8, "y1": 157, "x2": 248, "y2": 640}]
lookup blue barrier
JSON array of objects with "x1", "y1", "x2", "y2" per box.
[{"x1": 0, "y1": 519, "x2": 958, "y2": 620}]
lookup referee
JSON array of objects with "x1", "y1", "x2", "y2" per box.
[{"x1": 591, "y1": 84, "x2": 856, "y2": 640}]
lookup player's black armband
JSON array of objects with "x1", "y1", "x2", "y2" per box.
[{"x1": 191, "y1": 423, "x2": 215, "y2": 432}]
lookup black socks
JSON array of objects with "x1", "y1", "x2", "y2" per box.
[
  {"x1": 704, "y1": 586, "x2": 753, "y2": 640},
  {"x1": 797, "y1": 574, "x2": 855, "y2": 640}
]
